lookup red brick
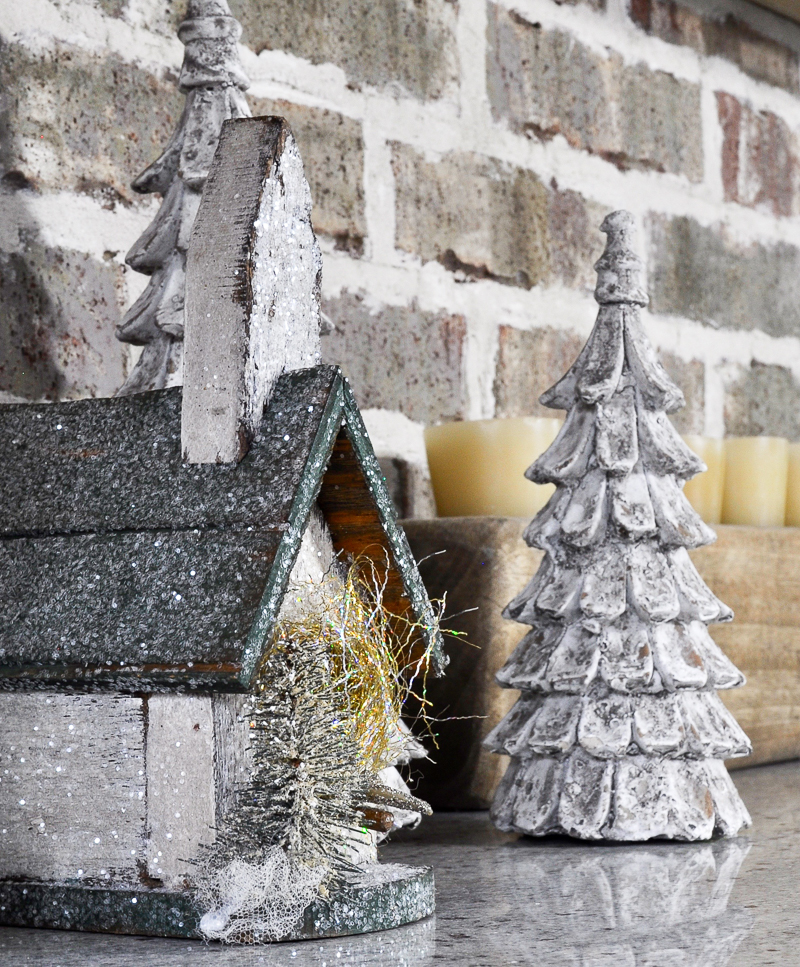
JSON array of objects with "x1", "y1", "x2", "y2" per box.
[
  {"x1": 630, "y1": 0, "x2": 800, "y2": 94},
  {"x1": 717, "y1": 92, "x2": 800, "y2": 218}
]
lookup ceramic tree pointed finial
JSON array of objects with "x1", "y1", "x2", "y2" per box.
[
  {"x1": 115, "y1": 0, "x2": 251, "y2": 396},
  {"x1": 593, "y1": 210, "x2": 649, "y2": 307},
  {"x1": 485, "y1": 211, "x2": 752, "y2": 841}
]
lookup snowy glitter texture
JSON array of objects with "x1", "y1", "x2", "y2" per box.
[
  {"x1": 244, "y1": 133, "x2": 323, "y2": 441},
  {"x1": 485, "y1": 212, "x2": 752, "y2": 842}
]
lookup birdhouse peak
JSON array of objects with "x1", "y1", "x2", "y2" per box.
[{"x1": 182, "y1": 117, "x2": 322, "y2": 465}]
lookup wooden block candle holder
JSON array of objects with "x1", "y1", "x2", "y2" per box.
[{"x1": 403, "y1": 517, "x2": 800, "y2": 809}]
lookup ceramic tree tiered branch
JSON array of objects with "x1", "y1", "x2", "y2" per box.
[
  {"x1": 116, "y1": 0, "x2": 251, "y2": 395},
  {"x1": 486, "y1": 211, "x2": 752, "y2": 841}
]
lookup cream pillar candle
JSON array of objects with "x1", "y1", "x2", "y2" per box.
[
  {"x1": 721, "y1": 436, "x2": 788, "y2": 527},
  {"x1": 786, "y1": 443, "x2": 800, "y2": 527},
  {"x1": 681, "y1": 435, "x2": 726, "y2": 525},
  {"x1": 424, "y1": 417, "x2": 562, "y2": 517}
]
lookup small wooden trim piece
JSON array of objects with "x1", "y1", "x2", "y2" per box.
[
  {"x1": 751, "y1": 0, "x2": 800, "y2": 25},
  {"x1": 322, "y1": 378, "x2": 447, "y2": 676},
  {"x1": 237, "y1": 368, "x2": 346, "y2": 686}
]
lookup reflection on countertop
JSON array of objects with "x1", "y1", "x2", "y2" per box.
[{"x1": 2, "y1": 760, "x2": 799, "y2": 966}]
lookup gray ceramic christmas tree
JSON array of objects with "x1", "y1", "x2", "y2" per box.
[
  {"x1": 485, "y1": 211, "x2": 752, "y2": 841},
  {"x1": 116, "y1": 0, "x2": 251, "y2": 395}
]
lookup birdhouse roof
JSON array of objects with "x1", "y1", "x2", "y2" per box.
[{"x1": 0, "y1": 365, "x2": 445, "y2": 691}]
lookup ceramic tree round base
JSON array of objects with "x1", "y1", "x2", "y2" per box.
[{"x1": 0, "y1": 863, "x2": 434, "y2": 941}]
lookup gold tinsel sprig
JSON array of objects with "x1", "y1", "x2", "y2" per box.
[{"x1": 272, "y1": 553, "x2": 437, "y2": 773}]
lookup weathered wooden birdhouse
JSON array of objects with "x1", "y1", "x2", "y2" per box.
[{"x1": 0, "y1": 118, "x2": 445, "y2": 942}]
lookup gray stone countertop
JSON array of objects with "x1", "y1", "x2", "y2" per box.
[{"x1": 2, "y1": 761, "x2": 798, "y2": 966}]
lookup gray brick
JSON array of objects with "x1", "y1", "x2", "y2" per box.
[
  {"x1": 320, "y1": 291, "x2": 466, "y2": 424},
  {"x1": 392, "y1": 143, "x2": 549, "y2": 287},
  {"x1": 630, "y1": 0, "x2": 800, "y2": 95},
  {"x1": 724, "y1": 362, "x2": 800, "y2": 442},
  {"x1": 392, "y1": 144, "x2": 607, "y2": 291},
  {"x1": 494, "y1": 327, "x2": 705, "y2": 429},
  {"x1": 0, "y1": 244, "x2": 128, "y2": 400},
  {"x1": 0, "y1": 42, "x2": 181, "y2": 202},
  {"x1": 487, "y1": 5, "x2": 703, "y2": 180},
  {"x1": 248, "y1": 98, "x2": 365, "y2": 254},
  {"x1": 648, "y1": 214, "x2": 800, "y2": 338},
  {"x1": 660, "y1": 351, "x2": 704, "y2": 434},
  {"x1": 494, "y1": 325, "x2": 586, "y2": 418},
  {"x1": 547, "y1": 187, "x2": 608, "y2": 292},
  {"x1": 229, "y1": 0, "x2": 458, "y2": 100}
]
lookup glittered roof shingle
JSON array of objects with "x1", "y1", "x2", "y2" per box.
[{"x1": 0, "y1": 365, "x2": 445, "y2": 691}]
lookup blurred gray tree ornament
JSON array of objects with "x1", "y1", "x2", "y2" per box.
[
  {"x1": 486, "y1": 210, "x2": 752, "y2": 841},
  {"x1": 116, "y1": 0, "x2": 251, "y2": 395}
]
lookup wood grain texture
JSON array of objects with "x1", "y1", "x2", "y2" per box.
[
  {"x1": 403, "y1": 517, "x2": 540, "y2": 808},
  {"x1": 0, "y1": 694, "x2": 146, "y2": 882},
  {"x1": 405, "y1": 519, "x2": 800, "y2": 806},
  {"x1": 211, "y1": 693, "x2": 251, "y2": 828},
  {"x1": 182, "y1": 117, "x2": 322, "y2": 464},
  {"x1": 317, "y1": 390, "x2": 447, "y2": 675},
  {"x1": 182, "y1": 116, "x2": 287, "y2": 463},
  {"x1": 692, "y1": 526, "x2": 800, "y2": 770},
  {"x1": 145, "y1": 696, "x2": 216, "y2": 888}
]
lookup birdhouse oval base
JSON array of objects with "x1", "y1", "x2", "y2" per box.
[{"x1": 0, "y1": 864, "x2": 434, "y2": 942}]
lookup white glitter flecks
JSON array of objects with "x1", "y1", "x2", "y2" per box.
[{"x1": 244, "y1": 133, "x2": 322, "y2": 438}]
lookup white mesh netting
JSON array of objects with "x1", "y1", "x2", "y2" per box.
[{"x1": 197, "y1": 847, "x2": 327, "y2": 944}]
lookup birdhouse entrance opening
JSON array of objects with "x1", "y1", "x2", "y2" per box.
[{"x1": 318, "y1": 426, "x2": 433, "y2": 671}]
